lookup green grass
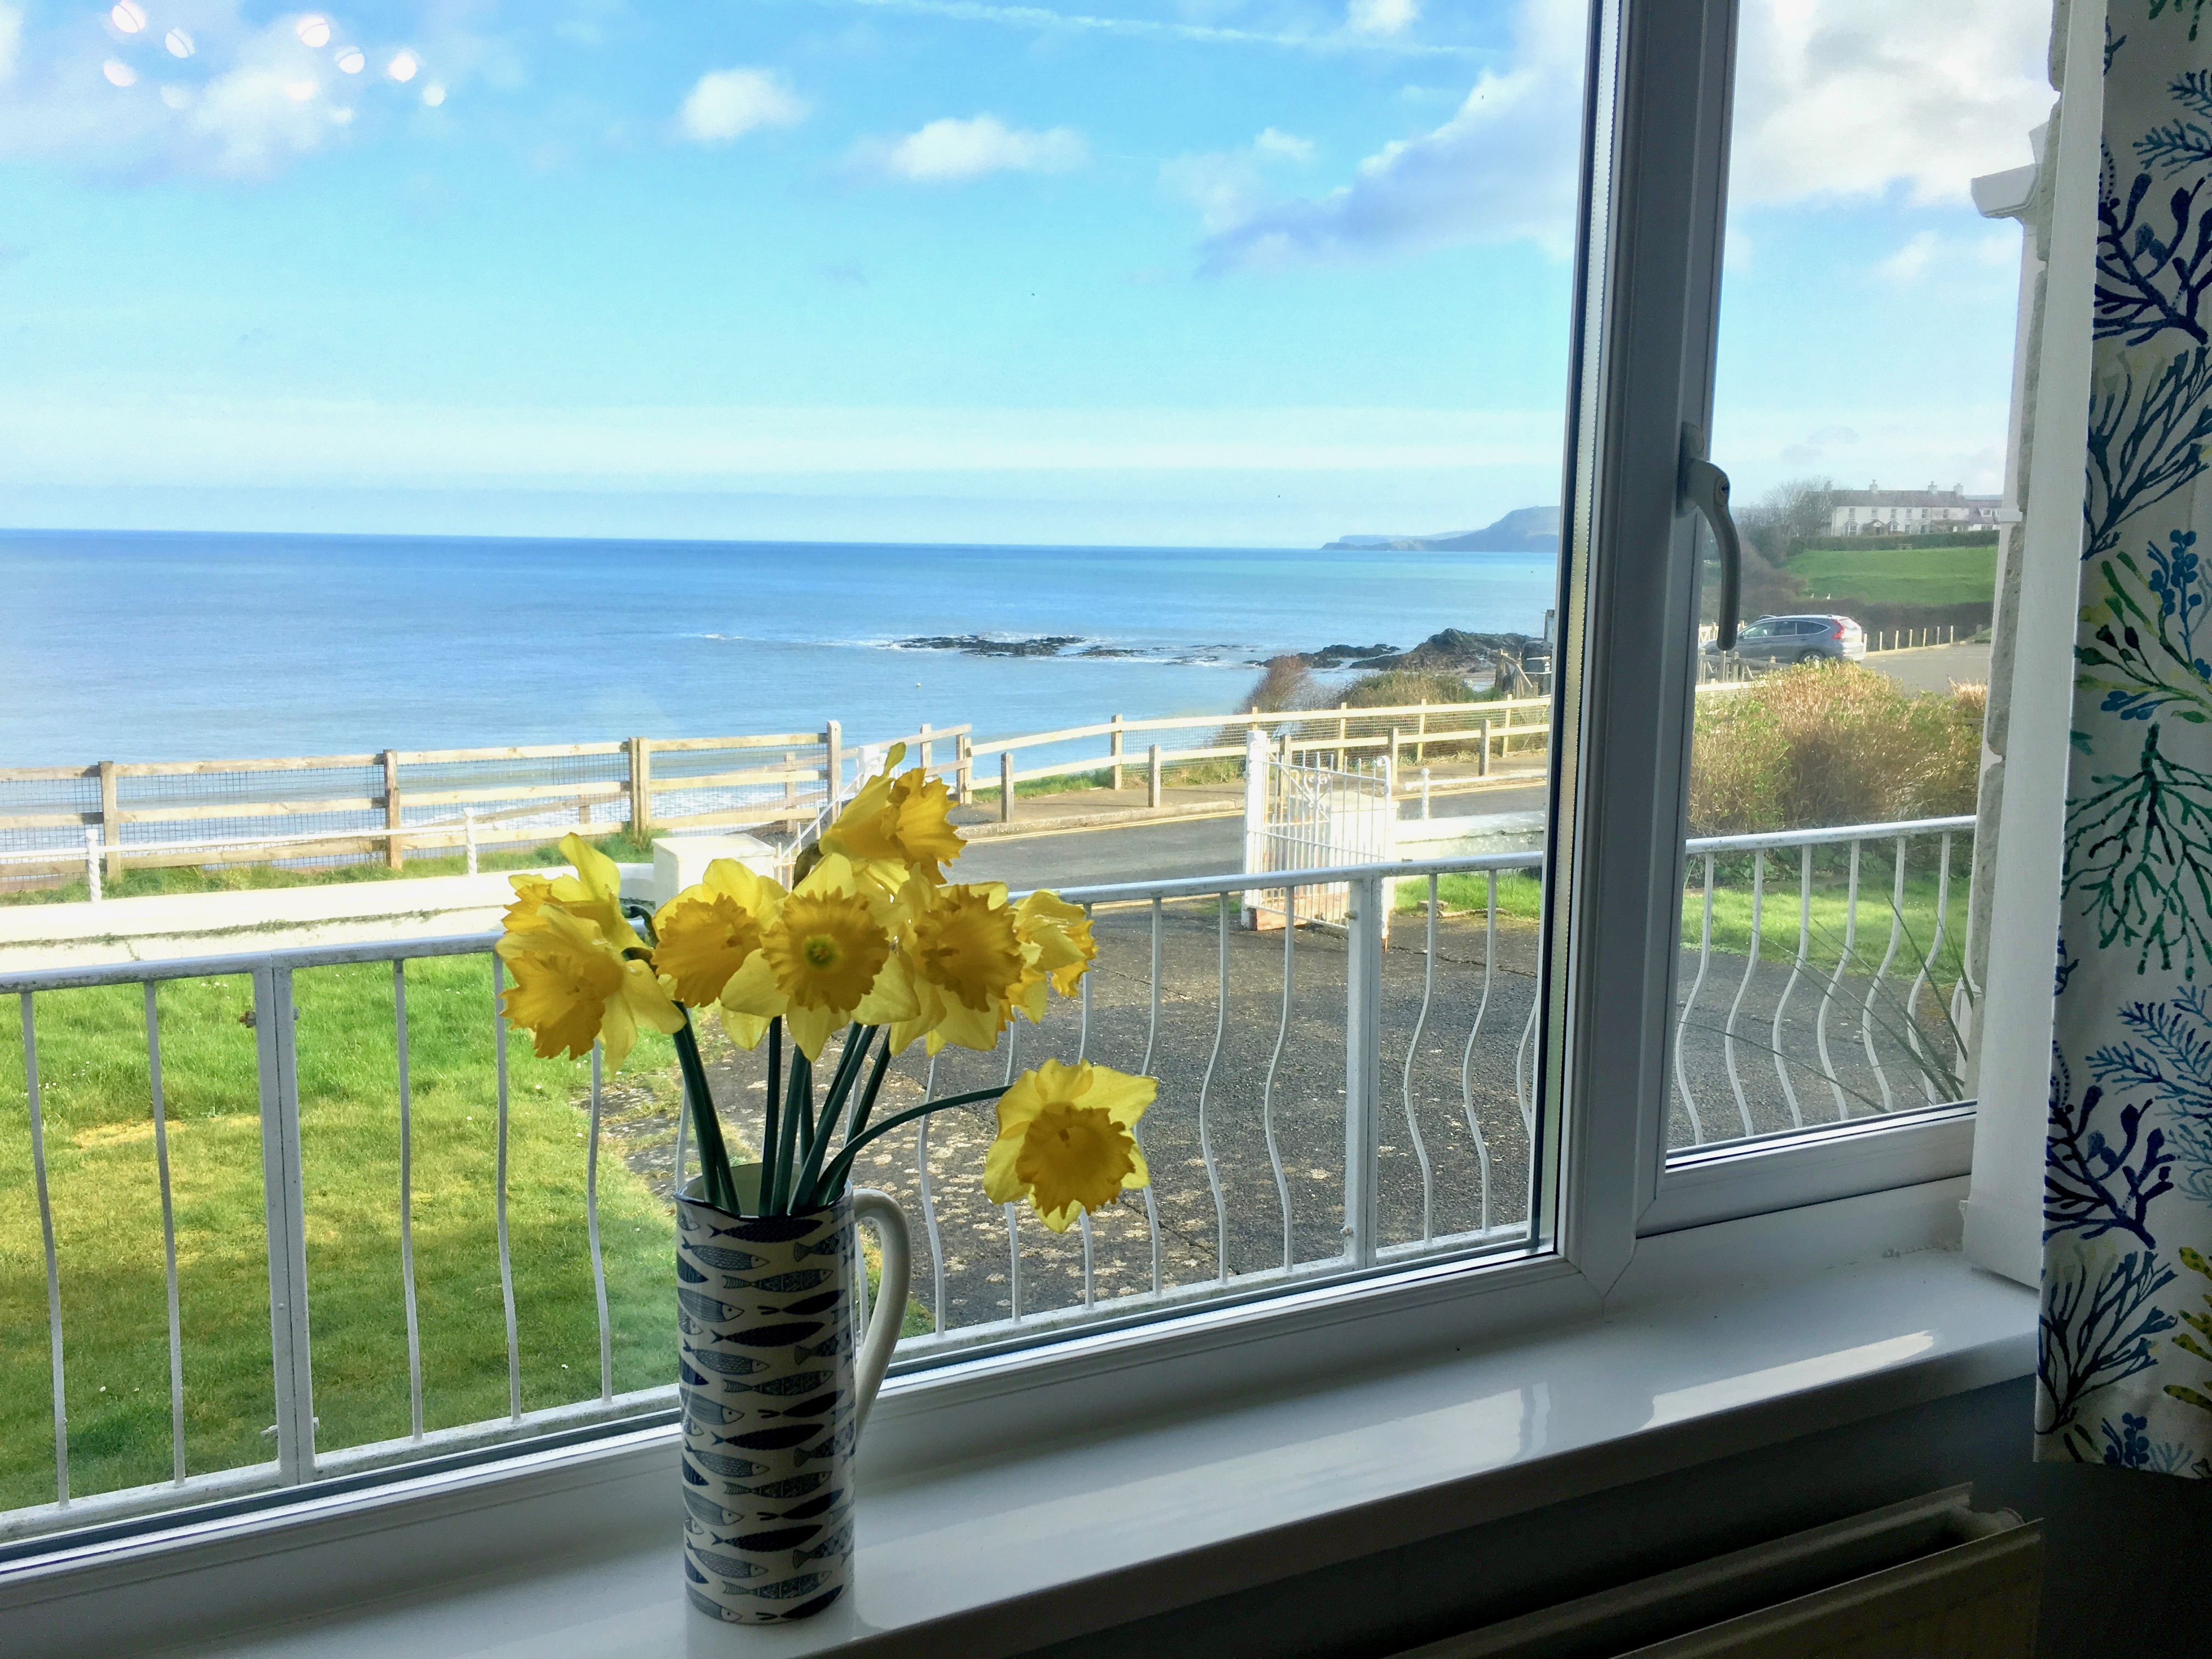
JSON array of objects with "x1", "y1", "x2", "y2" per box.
[
  {"x1": 1786, "y1": 541, "x2": 1997, "y2": 608},
  {"x1": 1, "y1": 831, "x2": 661, "y2": 909},
  {"x1": 0, "y1": 956, "x2": 685, "y2": 1514},
  {"x1": 1402, "y1": 857, "x2": 1971, "y2": 976}
]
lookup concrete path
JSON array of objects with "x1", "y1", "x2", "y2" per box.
[{"x1": 1863, "y1": 641, "x2": 1991, "y2": 694}]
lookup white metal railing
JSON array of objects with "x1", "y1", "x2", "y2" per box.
[{"x1": 0, "y1": 816, "x2": 1974, "y2": 1538}]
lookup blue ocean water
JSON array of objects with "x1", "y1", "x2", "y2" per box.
[{"x1": 0, "y1": 530, "x2": 1559, "y2": 766}]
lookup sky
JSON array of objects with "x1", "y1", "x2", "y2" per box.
[{"x1": 0, "y1": 0, "x2": 2055, "y2": 546}]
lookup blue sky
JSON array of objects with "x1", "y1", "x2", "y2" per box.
[{"x1": 0, "y1": 0, "x2": 2052, "y2": 545}]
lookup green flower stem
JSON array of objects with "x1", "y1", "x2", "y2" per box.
[
  {"x1": 770, "y1": 1049, "x2": 812, "y2": 1214},
  {"x1": 808, "y1": 1084, "x2": 1008, "y2": 1211},
  {"x1": 672, "y1": 1016, "x2": 737, "y2": 1214},
  {"x1": 760, "y1": 1018, "x2": 783, "y2": 1211},
  {"x1": 789, "y1": 1026, "x2": 881, "y2": 1211}
]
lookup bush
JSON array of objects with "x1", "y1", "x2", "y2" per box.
[
  {"x1": 1688, "y1": 663, "x2": 1983, "y2": 835},
  {"x1": 1337, "y1": 670, "x2": 1477, "y2": 709}
]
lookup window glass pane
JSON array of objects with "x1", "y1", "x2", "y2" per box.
[
  {"x1": 0, "y1": 0, "x2": 1588, "y2": 1530},
  {"x1": 1672, "y1": 1, "x2": 2046, "y2": 1152}
]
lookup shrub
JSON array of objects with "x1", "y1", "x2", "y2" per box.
[
  {"x1": 1242, "y1": 655, "x2": 1318, "y2": 714},
  {"x1": 1337, "y1": 670, "x2": 1477, "y2": 709},
  {"x1": 1688, "y1": 663, "x2": 1984, "y2": 834}
]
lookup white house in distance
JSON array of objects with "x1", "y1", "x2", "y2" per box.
[{"x1": 1827, "y1": 483, "x2": 2004, "y2": 535}]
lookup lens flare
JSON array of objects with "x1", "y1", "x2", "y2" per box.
[
  {"x1": 164, "y1": 27, "x2": 193, "y2": 58},
  {"x1": 110, "y1": 2, "x2": 146, "y2": 33},
  {"x1": 421, "y1": 82, "x2": 445, "y2": 106},
  {"x1": 102, "y1": 59, "x2": 137, "y2": 87},
  {"x1": 336, "y1": 47, "x2": 365, "y2": 74},
  {"x1": 296, "y1": 15, "x2": 332, "y2": 48},
  {"x1": 386, "y1": 49, "x2": 418, "y2": 82}
]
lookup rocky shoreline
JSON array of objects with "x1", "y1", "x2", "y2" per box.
[{"x1": 889, "y1": 627, "x2": 1548, "y2": 674}]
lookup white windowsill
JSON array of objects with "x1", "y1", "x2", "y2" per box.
[{"x1": 3, "y1": 1177, "x2": 2037, "y2": 1659}]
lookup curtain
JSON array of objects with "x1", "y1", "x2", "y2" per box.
[{"x1": 2040, "y1": 0, "x2": 2212, "y2": 1471}]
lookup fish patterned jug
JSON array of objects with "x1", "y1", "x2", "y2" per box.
[{"x1": 676, "y1": 1169, "x2": 909, "y2": 1623}]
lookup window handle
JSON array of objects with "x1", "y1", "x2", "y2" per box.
[{"x1": 1679, "y1": 422, "x2": 1742, "y2": 650}]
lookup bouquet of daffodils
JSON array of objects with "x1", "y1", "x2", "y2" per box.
[{"x1": 494, "y1": 745, "x2": 1156, "y2": 1226}]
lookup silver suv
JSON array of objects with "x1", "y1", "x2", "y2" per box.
[{"x1": 1706, "y1": 613, "x2": 1866, "y2": 665}]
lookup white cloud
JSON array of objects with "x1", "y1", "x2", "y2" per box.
[
  {"x1": 1252, "y1": 127, "x2": 1314, "y2": 162},
  {"x1": 0, "y1": 5, "x2": 21, "y2": 83},
  {"x1": 1164, "y1": 127, "x2": 1328, "y2": 239},
  {"x1": 1194, "y1": 0, "x2": 1586, "y2": 270},
  {"x1": 678, "y1": 67, "x2": 806, "y2": 144},
  {"x1": 1190, "y1": 0, "x2": 2049, "y2": 273},
  {"x1": 867, "y1": 115, "x2": 1086, "y2": 183},
  {"x1": 1875, "y1": 227, "x2": 2021, "y2": 285},
  {"x1": 1728, "y1": 0, "x2": 2048, "y2": 206},
  {"x1": 1347, "y1": 0, "x2": 1419, "y2": 35}
]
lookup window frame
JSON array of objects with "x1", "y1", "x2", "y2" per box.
[{"x1": 0, "y1": 0, "x2": 2006, "y2": 1565}]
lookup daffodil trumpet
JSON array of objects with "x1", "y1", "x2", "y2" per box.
[{"x1": 495, "y1": 754, "x2": 1151, "y2": 1228}]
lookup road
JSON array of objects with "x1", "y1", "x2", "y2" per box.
[{"x1": 955, "y1": 780, "x2": 1550, "y2": 891}]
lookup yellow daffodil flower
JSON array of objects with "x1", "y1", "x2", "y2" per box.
[
  {"x1": 545, "y1": 833, "x2": 645, "y2": 955},
  {"x1": 893, "y1": 882, "x2": 1028, "y2": 1054},
  {"x1": 650, "y1": 859, "x2": 785, "y2": 1006},
  {"x1": 501, "y1": 874, "x2": 555, "y2": 933},
  {"x1": 496, "y1": 906, "x2": 682, "y2": 1071},
  {"x1": 733, "y1": 854, "x2": 916, "y2": 1059},
  {"x1": 983, "y1": 1059, "x2": 1155, "y2": 1232},
  {"x1": 1010, "y1": 890, "x2": 1097, "y2": 1020},
  {"x1": 820, "y1": 743, "x2": 967, "y2": 890}
]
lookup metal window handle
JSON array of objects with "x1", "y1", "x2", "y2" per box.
[{"x1": 1679, "y1": 422, "x2": 1742, "y2": 650}]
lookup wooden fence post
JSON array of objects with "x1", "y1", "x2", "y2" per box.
[
  {"x1": 98, "y1": 760, "x2": 121, "y2": 883},
  {"x1": 1335, "y1": 703, "x2": 1348, "y2": 770},
  {"x1": 783, "y1": 752, "x2": 798, "y2": 809},
  {"x1": 628, "y1": 738, "x2": 652, "y2": 838},
  {"x1": 1389, "y1": 727, "x2": 1402, "y2": 785},
  {"x1": 1479, "y1": 720, "x2": 1491, "y2": 778},
  {"x1": 825, "y1": 721, "x2": 843, "y2": 812},
  {"x1": 1000, "y1": 752, "x2": 1015, "y2": 825},
  {"x1": 382, "y1": 749, "x2": 404, "y2": 870},
  {"x1": 918, "y1": 723, "x2": 933, "y2": 774},
  {"x1": 1148, "y1": 744, "x2": 1163, "y2": 810},
  {"x1": 1110, "y1": 714, "x2": 1125, "y2": 792},
  {"x1": 956, "y1": 733, "x2": 973, "y2": 804},
  {"x1": 1415, "y1": 704, "x2": 1427, "y2": 764}
]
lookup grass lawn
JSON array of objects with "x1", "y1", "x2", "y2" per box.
[
  {"x1": 1404, "y1": 851, "x2": 1971, "y2": 978},
  {"x1": 1786, "y1": 541, "x2": 1997, "y2": 609},
  {"x1": 0, "y1": 954, "x2": 684, "y2": 1515}
]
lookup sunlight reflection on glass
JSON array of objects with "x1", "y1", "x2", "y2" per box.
[
  {"x1": 159, "y1": 83, "x2": 189, "y2": 108},
  {"x1": 421, "y1": 82, "x2": 444, "y2": 107},
  {"x1": 296, "y1": 15, "x2": 332, "y2": 49},
  {"x1": 163, "y1": 27, "x2": 192, "y2": 58},
  {"x1": 387, "y1": 49, "x2": 419, "y2": 82},
  {"x1": 109, "y1": 2, "x2": 145, "y2": 33},
  {"x1": 101, "y1": 59, "x2": 137, "y2": 87},
  {"x1": 336, "y1": 47, "x2": 365, "y2": 74}
]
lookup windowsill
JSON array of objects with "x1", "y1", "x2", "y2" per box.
[{"x1": 3, "y1": 1177, "x2": 2036, "y2": 1659}]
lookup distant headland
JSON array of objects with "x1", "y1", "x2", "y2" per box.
[{"x1": 1324, "y1": 505, "x2": 1560, "y2": 554}]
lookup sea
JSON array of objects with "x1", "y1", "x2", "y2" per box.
[{"x1": 0, "y1": 529, "x2": 1560, "y2": 768}]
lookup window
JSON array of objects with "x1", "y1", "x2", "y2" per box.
[{"x1": 0, "y1": 0, "x2": 2042, "y2": 1550}]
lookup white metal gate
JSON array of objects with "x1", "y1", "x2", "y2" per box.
[{"x1": 1243, "y1": 729, "x2": 1395, "y2": 933}]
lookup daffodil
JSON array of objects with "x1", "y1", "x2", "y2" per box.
[
  {"x1": 893, "y1": 882, "x2": 1028, "y2": 1053},
  {"x1": 500, "y1": 834, "x2": 644, "y2": 956},
  {"x1": 735, "y1": 854, "x2": 915, "y2": 1059},
  {"x1": 983, "y1": 1059, "x2": 1154, "y2": 1232},
  {"x1": 1010, "y1": 890, "x2": 1097, "y2": 1020},
  {"x1": 651, "y1": 858, "x2": 784, "y2": 1005},
  {"x1": 820, "y1": 743, "x2": 967, "y2": 890},
  {"x1": 496, "y1": 907, "x2": 683, "y2": 1071}
]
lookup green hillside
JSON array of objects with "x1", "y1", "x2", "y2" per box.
[{"x1": 1788, "y1": 540, "x2": 1999, "y2": 608}]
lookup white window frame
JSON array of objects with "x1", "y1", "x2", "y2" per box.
[{"x1": 0, "y1": 0, "x2": 2036, "y2": 1574}]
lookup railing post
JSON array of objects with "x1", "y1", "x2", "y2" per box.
[
  {"x1": 1389, "y1": 726, "x2": 1402, "y2": 785},
  {"x1": 1335, "y1": 703, "x2": 1347, "y2": 770},
  {"x1": 1242, "y1": 727, "x2": 1268, "y2": 929},
  {"x1": 1109, "y1": 714, "x2": 1125, "y2": 792},
  {"x1": 1343, "y1": 874, "x2": 1383, "y2": 1268},
  {"x1": 1000, "y1": 752, "x2": 1015, "y2": 825},
  {"x1": 254, "y1": 967, "x2": 317, "y2": 1485},
  {"x1": 98, "y1": 760, "x2": 121, "y2": 884},
  {"x1": 382, "y1": 749, "x2": 405, "y2": 870},
  {"x1": 1479, "y1": 719, "x2": 1492, "y2": 778},
  {"x1": 1148, "y1": 743, "x2": 1163, "y2": 810},
  {"x1": 825, "y1": 722, "x2": 843, "y2": 813},
  {"x1": 956, "y1": 733, "x2": 973, "y2": 804},
  {"x1": 1420, "y1": 766, "x2": 1431, "y2": 820},
  {"x1": 918, "y1": 723, "x2": 933, "y2": 774},
  {"x1": 84, "y1": 826, "x2": 101, "y2": 902},
  {"x1": 464, "y1": 806, "x2": 479, "y2": 876},
  {"x1": 628, "y1": 738, "x2": 652, "y2": 838},
  {"x1": 1415, "y1": 704, "x2": 1426, "y2": 764}
]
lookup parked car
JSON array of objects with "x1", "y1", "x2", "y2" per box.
[{"x1": 1706, "y1": 614, "x2": 1865, "y2": 664}]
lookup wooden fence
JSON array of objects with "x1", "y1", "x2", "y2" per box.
[{"x1": 0, "y1": 696, "x2": 1556, "y2": 887}]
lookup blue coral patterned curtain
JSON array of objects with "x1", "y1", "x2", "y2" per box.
[{"x1": 2041, "y1": 0, "x2": 2212, "y2": 1471}]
